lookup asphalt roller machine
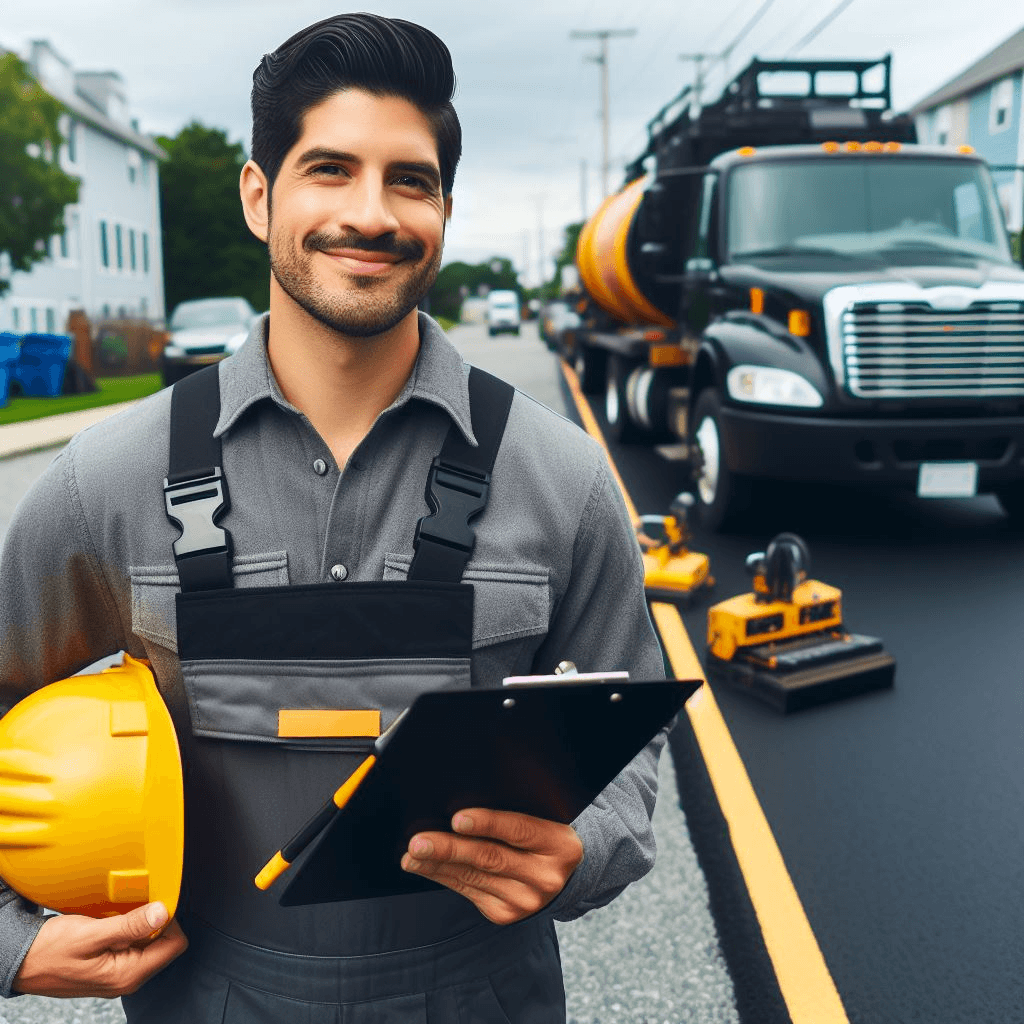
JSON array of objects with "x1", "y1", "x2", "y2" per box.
[
  {"x1": 706, "y1": 534, "x2": 895, "y2": 712},
  {"x1": 635, "y1": 492, "x2": 714, "y2": 605}
]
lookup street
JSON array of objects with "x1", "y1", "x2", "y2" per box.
[{"x1": 2, "y1": 320, "x2": 1022, "y2": 1022}]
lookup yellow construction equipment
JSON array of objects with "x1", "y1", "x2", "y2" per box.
[
  {"x1": 637, "y1": 492, "x2": 714, "y2": 604},
  {"x1": 0, "y1": 655, "x2": 183, "y2": 917},
  {"x1": 706, "y1": 534, "x2": 895, "y2": 712}
]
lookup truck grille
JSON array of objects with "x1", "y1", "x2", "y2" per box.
[{"x1": 841, "y1": 301, "x2": 1024, "y2": 399}]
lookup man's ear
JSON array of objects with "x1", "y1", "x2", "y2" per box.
[
  {"x1": 240, "y1": 160, "x2": 270, "y2": 243},
  {"x1": 444, "y1": 194, "x2": 453, "y2": 223}
]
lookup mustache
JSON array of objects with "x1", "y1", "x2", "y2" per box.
[{"x1": 304, "y1": 230, "x2": 425, "y2": 260}]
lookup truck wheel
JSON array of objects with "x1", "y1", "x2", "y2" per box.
[
  {"x1": 994, "y1": 482, "x2": 1024, "y2": 524},
  {"x1": 689, "y1": 389, "x2": 750, "y2": 532},
  {"x1": 574, "y1": 343, "x2": 607, "y2": 395},
  {"x1": 605, "y1": 356, "x2": 644, "y2": 443}
]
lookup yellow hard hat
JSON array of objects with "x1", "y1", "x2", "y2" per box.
[{"x1": 0, "y1": 655, "x2": 183, "y2": 918}]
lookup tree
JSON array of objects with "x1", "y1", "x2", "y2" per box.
[
  {"x1": 541, "y1": 221, "x2": 584, "y2": 300},
  {"x1": 429, "y1": 257, "x2": 520, "y2": 321},
  {"x1": 0, "y1": 53, "x2": 80, "y2": 297},
  {"x1": 157, "y1": 122, "x2": 269, "y2": 314}
]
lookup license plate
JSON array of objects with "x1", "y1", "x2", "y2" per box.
[{"x1": 917, "y1": 462, "x2": 978, "y2": 498}]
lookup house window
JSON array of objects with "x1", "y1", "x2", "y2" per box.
[
  {"x1": 115, "y1": 225, "x2": 123, "y2": 269},
  {"x1": 29, "y1": 308, "x2": 38, "y2": 332},
  {"x1": 935, "y1": 105, "x2": 951, "y2": 145},
  {"x1": 66, "y1": 119, "x2": 77, "y2": 163},
  {"x1": 11, "y1": 308, "x2": 20, "y2": 330},
  {"x1": 990, "y1": 78, "x2": 1014, "y2": 133},
  {"x1": 45, "y1": 308, "x2": 56, "y2": 333},
  {"x1": 142, "y1": 232, "x2": 149, "y2": 274},
  {"x1": 99, "y1": 220, "x2": 109, "y2": 267},
  {"x1": 59, "y1": 227, "x2": 69, "y2": 260},
  {"x1": 129, "y1": 229, "x2": 137, "y2": 271}
]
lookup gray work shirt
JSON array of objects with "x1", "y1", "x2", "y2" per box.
[{"x1": 0, "y1": 313, "x2": 666, "y2": 996}]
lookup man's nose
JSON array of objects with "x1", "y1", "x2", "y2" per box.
[{"x1": 339, "y1": 175, "x2": 401, "y2": 239}]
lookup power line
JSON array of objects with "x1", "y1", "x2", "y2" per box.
[
  {"x1": 787, "y1": 0, "x2": 858, "y2": 55},
  {"x1": 719, "y1": 0, "x2": 780, "y2": 63}
]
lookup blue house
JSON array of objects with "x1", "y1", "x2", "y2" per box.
[{"x1": 910, "y1": 26, "x2": 1024, "y2": 236}]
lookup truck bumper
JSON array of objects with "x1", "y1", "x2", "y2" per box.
[{"x1": 719, "y1": 406, "x2": 1024, "y2": 488}]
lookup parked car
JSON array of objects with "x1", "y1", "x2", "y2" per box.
[
  {"x1": 486, "y1": 290, "x2": 521, "y2": 336},
  {"x1": 160, "y1": 297, "x2": 258, "y2": 386},
  {"x1": 539, "y1": 299, "x2": 581, "y2": 352}
]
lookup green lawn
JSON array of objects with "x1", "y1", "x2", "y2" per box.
[{"x1": 0, "y1": 374, "x2": 163, "y2": 426}]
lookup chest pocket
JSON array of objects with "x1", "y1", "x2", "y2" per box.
[{"x1": 173, "y1": 580, "x2": 474, "y2": 754}]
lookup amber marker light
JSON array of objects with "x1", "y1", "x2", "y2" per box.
[
  {"x1": 844, "y1": 141, "x2": 863, "y2": 152},
  {"x1": 884, "y1": 141, "x2": 902, "y2": 153},
  {"x1": 737, "y1": 146, "x2": 757, "y2": 157},
  {"x1": 865, "y1": 140, "x2": 884, "y2": 152},
  {"x1": 788, "y1": 310, "x2": 812, "y2": 337},
  {"x1": 958, "y1": 144, "x2": 976, "y2": 154},
  {"x1": 821, "y1": 141, "x2": 841, "y2": 153},
  {"x1": 649, "y1": 344, "x2": 689, "y2": 368},
  {"x1": 750, "y1": 287, "x2": 765, "y2": 315}
]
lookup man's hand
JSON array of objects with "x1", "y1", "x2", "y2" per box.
[
  {"x1": 13, "y1": 901, "x2": 188, "y2": 998},
  {"x1": 401, "y1": 809, "x2": 583, "y2": 925}
]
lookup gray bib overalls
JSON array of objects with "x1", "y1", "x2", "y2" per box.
[{"x1": 122, "y1": 364, "x2": 566, "y2": 1022}]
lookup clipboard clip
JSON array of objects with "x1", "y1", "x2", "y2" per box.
[{"x1": 502, "y1": 661, "x2": 631, "y2": 687}]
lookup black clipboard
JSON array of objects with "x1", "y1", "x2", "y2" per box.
[{"x1": 278, "y1": 677, "x2": 701, "y2": 906}]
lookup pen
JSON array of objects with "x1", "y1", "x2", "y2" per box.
[{"x1": 254, "y1": 753, "x2": 376, "y2": 890}]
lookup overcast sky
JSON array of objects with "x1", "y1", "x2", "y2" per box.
[{"x1": 4, "y1": 2, "x2": 1023, "y2": 283}]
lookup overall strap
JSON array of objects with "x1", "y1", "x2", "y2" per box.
[
  {"x1": 408, "y1": 367, "x2": 515, "y2": 583},
  {"x1": 163, "y1": 364, "x2": 233, "y2": 592}
]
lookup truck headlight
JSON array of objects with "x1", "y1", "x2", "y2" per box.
[
  {"x1": 727, "y1": 365, "x2": 823, "y2": 408},
  {"x1": 162, "y1": 344, "x2": 185, "y2": 359}
]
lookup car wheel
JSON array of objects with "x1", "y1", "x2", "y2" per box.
[
  {"x1": 689, "y1": 389, "x2": 751, "y2": 532},
  {"x1": 994, "y1": 482, "x2": 1024, "y2": 524},
  {"x1": 605, "y1": 356, "x2": 644, "y2": 443},
  {"x1": 573, "y1": 342, "x2": 606, "y2": 395}
]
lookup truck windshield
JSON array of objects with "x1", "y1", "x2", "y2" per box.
[{"x1": 727, "y1": 158, "x2": 1012, "y2": 264}]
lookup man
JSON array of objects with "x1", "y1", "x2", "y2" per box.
[{"x1": 0, "y1": 14, "x2": 666, "y2": 1021}]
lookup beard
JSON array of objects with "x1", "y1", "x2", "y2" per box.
[{"x1": 268, "y1": 225, "x2": 442, "y2": 338}]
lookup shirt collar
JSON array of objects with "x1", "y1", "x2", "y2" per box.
[{"x1": 214, "y1": 311, "x2": 477, "y2": 447}]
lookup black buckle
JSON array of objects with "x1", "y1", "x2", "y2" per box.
[
  {"x1": 163, "y1": 468, "x2": 230, "y2": 560},
  {"x1": 413, "y1": 457, "x2": 490, "y2": 555}
]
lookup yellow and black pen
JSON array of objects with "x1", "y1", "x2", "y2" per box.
[{"x1": 254, "y1": 753, "x2": 377, "y2": 890}]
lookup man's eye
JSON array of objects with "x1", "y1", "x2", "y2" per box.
[
  {"x1": 312, "y1": 164, "x2": 347, "y2": 177},
  {"x1": 394, "y1": 175, "x2": 433, "y2": 192}
]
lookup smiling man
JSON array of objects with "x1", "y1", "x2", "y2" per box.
[{"x1": 0, "y1": 14, "x2": 666, "y2": 1022}]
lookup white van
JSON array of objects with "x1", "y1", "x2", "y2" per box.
[{"x1": 486, "y1": 290, "x2": 521, "y2": 336}]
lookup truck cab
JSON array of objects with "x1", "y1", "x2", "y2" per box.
[{"x1": 686, "y1": 143, "x2": 1024, "y2": 528}]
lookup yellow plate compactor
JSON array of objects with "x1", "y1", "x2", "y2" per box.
[
  {"x1": 636, "y1": 493, "x2": 714, "y2": 605},
  {"x1": 706, "y1": 534, "x2": 895, "y2": 712}
]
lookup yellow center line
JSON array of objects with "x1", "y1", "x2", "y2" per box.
[{"x1": 561, "y1": 359, "x2": 849, "y2": 1024}]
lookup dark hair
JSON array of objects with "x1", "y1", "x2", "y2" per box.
[{"x1": 251, "y1": 13, "x2": 461, "y2": 195}]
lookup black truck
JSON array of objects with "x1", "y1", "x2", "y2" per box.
[{"x1": 569, "y1": 57, "x2": 1024, "y2": 529}]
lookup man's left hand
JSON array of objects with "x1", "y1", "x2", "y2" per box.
[{"x1": 401, "y1": 809, "x2": 583, "y2": 925}]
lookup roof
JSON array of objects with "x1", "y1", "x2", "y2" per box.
[
  {"x1": 910, "y1": 25, "x2": 1024, "y2": 114},
  {"x1": 0, "y1": 43, "x2": 165, "y2": 160}
]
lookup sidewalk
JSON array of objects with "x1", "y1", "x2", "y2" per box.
[{"x1": 0, "y1": 401, "x2": 141, "y2": 460}]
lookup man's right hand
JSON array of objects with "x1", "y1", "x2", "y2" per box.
[{"x1": 12, "y1": 901, "x2": 188, "y2": 998}]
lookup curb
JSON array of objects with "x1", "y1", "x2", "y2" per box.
[{"x1": 0, "y1": 401, "x2": 141, "y2": 461}]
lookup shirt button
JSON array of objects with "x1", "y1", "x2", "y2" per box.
[
  {"x1": 330, "y1": 564, "x2": 349, "y2": 582},
  {"x1": 313, "y1": 459, "x2": 328, "y2": 476}
]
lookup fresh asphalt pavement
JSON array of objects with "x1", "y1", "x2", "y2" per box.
[{"x1": 0, "y1": 321, "x2": 739, "y2": 1024}]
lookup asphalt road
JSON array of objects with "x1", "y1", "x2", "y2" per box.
[{"x1": 0, "y1": 321, "x2": 739, "y2": 1024}]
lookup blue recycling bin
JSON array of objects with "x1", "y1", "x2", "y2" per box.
[
  {"x1": 0, "y1": 333, "x2": 21, "y2": 408},
  {"x1": 13, "y1": 333, "x2": 73, "y2": 398}
]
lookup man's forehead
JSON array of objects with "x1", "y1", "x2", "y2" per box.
[{"x1": 294, "y1": 88, "x2": 439, "y2": 166}]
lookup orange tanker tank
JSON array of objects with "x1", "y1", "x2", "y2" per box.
[{"x1": 576, "y1": 177, "x2": 676, "y2": 329}]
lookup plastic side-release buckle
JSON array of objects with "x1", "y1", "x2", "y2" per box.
[
  {"x1": 163, "y1": 468, "x2": 230, "y2": 560},
  {"x1": 414, "y1": 456, "x2": 490, "y2": 555}
]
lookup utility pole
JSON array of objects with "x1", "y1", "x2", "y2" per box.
[
  {"x1": 571, "y1": 28, "x2": 636, "y2": 199},
  {"x1": 580, "y1": 159, "x2": 588, "y2": 221},
  {"x1": 678, "y1": 53, "x2": 714, "y2": 111}
]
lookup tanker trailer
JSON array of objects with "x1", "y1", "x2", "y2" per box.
[{"x1": 571, "y1": 171, "x2": 702, "y2": 443}]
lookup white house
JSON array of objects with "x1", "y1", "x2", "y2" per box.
[
  {"x1": 910, "y1": 26, "x2": 1024, "y2": 234},
  {"x1": 0, "y1": 40, "x2": 166, "y2": 335}
]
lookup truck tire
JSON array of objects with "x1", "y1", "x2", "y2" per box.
[
  {"x1": 574, "y1": 342, "x2": 607, "y2": 395},
  {"x1": 689, "y1": 389, "x2": 751, "y2": 532},
  {"x1": 605, "y1": 356, "x2": 645, "y2": 443}
]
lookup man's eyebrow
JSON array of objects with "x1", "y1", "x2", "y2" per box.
[{"x1": 295, "y1": 147, "x2": 359, "y2": 168}]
